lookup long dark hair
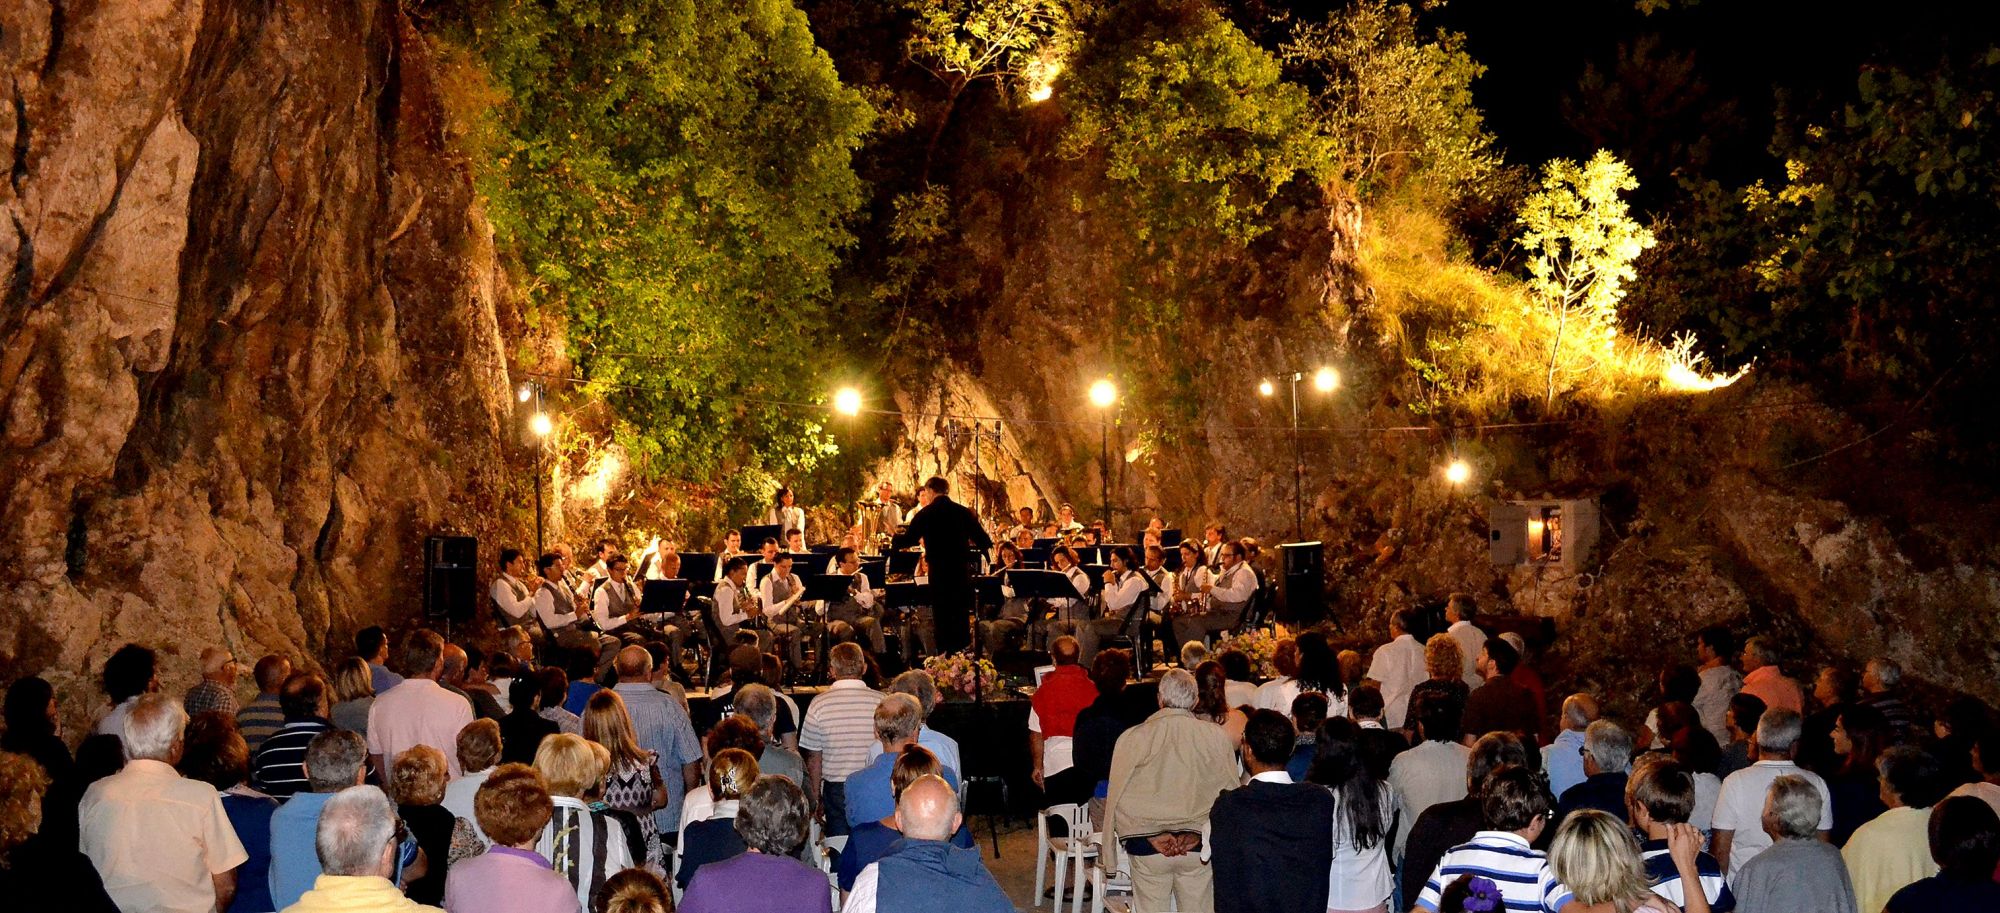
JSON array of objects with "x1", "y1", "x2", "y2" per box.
[
  {"x1": 1307, "y1": 717, "x2": 1387, "y2": 850},
  {"x1": 2, "y1": 677, "x2": 56, "y2": 748},
  {"x1": 1295, "y1": 631, "x2": 1345, "y2": 698},
  {"x1": 1193, "y1": 661, "x2": 1229, "y2": 722}
]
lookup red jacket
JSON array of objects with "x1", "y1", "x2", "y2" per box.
[{"x1": 1032, "y1": 665, "x2": 1097, "y2": 739}]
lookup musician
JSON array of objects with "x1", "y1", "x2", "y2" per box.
[
  {"x1": 1004, "y1": 506, "x2": 1038, "y2": 542},
  {"x1": 1174, "y1": 540, "x2": 1258, "y2": 651},
  {"x1": 1078, "y1": 546, "x2": 1153, "y2": 664},
  {"x1": 649, "y1": 550, "x2": 689, "y2": 660},
  {"x1": 876, "y1": 482, "x2": 903, "y2": 530},
  {"x1": 980, "y1": 542, "x2": 1031, "y2": 654},
  {"x1": 1055, "y1": 503, "x2": 1085, "y2": 534},
  {"x1": 1172, "y1": 542, "x2": 1206, "y2": 616},
  {"x1": 556, "y1": 545, "x2": 591, "y2": 595},
  {"x1": 901, "y1": 476, "x2": 992, "y2": 656},
  {"x1": 490, "y1": 548, "x2": 538, "y2": 628},
  {"x1": 719, "y1": 529, "x2": 744, "y2": 560},
  {"x1": 784, "y1": 528, "x2": 807, "y2": 554},
  {"x1": 1201, "y1": 524, "x2": 1231, "y2": 569},
  {"x1": 766, "y1": 486, "x2": 807, "y2": 543},
  {"x1": 758, "y1": 554, "x2": 809, "y2": 668},
  {"x1": 1045, "y1": 546, "x2": 1093, "y2": 637},
  {"x1": 590, "y1": 555, "x2": 651, "y2": 640},
  {"x1": 713, "y1": 557, "x2": 761, "y2": 647},
  {"x1": 584, "y1": 539, "x2": 616, "y2": 581},
  {"x1": 1011, "y1": 527, "x2": 1035, "y2": 553},
  {"x1": 824, "y1": 547, "x2": 885, "y2": 654},
  {"x1": 532, "y1": 553, "x2": 616, "y2": 663}
]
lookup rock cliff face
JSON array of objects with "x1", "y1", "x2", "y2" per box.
[{"x1": 0, "y1": 0, "x2": 522, "y2": 729}]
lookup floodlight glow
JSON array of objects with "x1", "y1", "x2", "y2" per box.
[
  {"x1": 530, "y1": 412, "x2": 554, "y2": 437},
  {"x1": 1445, "y1": 459, "x2": 1471, "y2": 485},
  {"x1": 1258, "y1": 379, "x2": 1275, "y2": 397},
  {"x1": 1313, "y1": 367, "x2": 1340, "y2": 392},
  {"x1": 517, "y1": 384, "x2": 534, "y2": 403},
  {"x1": 1088, "y1": 378, "x2": 1117, "y2": 409},
  {"x1": 833, "y1": 387, "x2": 863, "y2": 416}
]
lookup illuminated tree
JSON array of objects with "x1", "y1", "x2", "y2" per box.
[
  {"x1": 904, "y1": 0, "x2": 1071, "y2": 180},
  {"x1": 1516, "y1": 150, "x2": 1658, "y2": 410}
]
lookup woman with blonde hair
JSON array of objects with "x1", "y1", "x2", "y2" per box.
[
  {"x1": 329, "y1": 657, "x2": 375, "y2": 735},
  {"x1": 1400, "y1": 634, "x2": 1470, "y2": 737},
  {"x1": 584, "y1": 690, "x2": 668, "y2": 868},
  {"x1": 594, "y1": 867, "x2": 671, "y2": 913},
  {"x1": 1549, "y1": 808, "x2": 1702, "y2": 913},
  {"x1": 534, "y1": 733, "x2": 635, "y2": 910},
  {"x1": 676, "y1": 747, "x2": 760, "y2": 890},
  {"x1": 390, "y1": 744, "x2": 458, "y2": 905}
]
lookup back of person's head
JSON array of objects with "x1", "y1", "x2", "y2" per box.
[
  {"x1": 874, "y1": 693, "x2": 923, "y2": 745},
  {"x1": 1927, "y1": 795, "x2": 2000, "y2": 880},
  {"x1": 1193, "y1": 661, "x2": 1228, "y2": 718},
  {"x1": 892, "y1": 745, "x2": 943, "y2": 800},
  {"x1": 1291, "y1": 692, "x2": 1330, "y2": 734},
  {"x1": 613, "y1": 645, "x2": 652, "y2": 681},
  {"x1": 1561, "y1": 693, "x2": 1600, "y2": 732},
  {"x1": 894, "y1": 774, "x2": 959, "y2": 842},
  {"x1": 735, "y1": 775, "x2": 810, "y2": 856},
  {"x1": 1697, "y1": 625, "x2": 1737, "y2": 660},
  {"x1": 3, "y1": 677, "x2": 56, "y2": 742},
  {"x1": 1866, "y1": 657, "x2": 1903, "y2": 690},
  {"x1": 0, "y1": 752, "x2": 51, "y2": 860},
  {"x1": 1480, "y1": 765, "x2": 1551, "y2": 832},
  {"x1": 397, "y1": 629, "x2": 445, "y2": 678},
  {"x1": 888, "y1": 670, "x2": 940, "y2": 719},
  {"x1": 1467, "y1": 731, "x2": 1532, "y2": 796},
  {"x1": 1755, "y1": 708, "x2": 1803, "y2": 756},
  {"x1": 1669, "y1": 725, "x2": 1722, "y2": 775},
  {"x1": 533, "y1": 733, "x2": 602, "y2": 797},
  {"x1": 1090, "y1": 649, "x2": 1132, "y2": 695},
  {"x1": 507, "y1": 675, "x2": 541, "y2": 713},
  {"x1": 1744, "y1": 636, "x2": 1781, "y2": 668},
  {"x1": 1157, "y1": 669, "x2": 1198, "y2": 711},
  {"x1": 1392, "y1": 608, "x2": 1418, "y2": 635},
  {"x1": 828, "y1": 642, "x2": 867, "y2": 679},
  {"x1": 1764, "y1": 774, "x2": 1823, "y2": 840},
  {"x1": 73, "y1": 734, "x2": 126, "y2": 786},
  {"x1": 1484, "y1": 638, "x2": 1519, "y2": 676},
  {"x1": 317, "y1": 785, "x2": 397, "y2": 876},
  {"x1": 330, "y1": 657, "x2": 374, "y2": 703},
  {"x1": 538, "y1": 667, "x2": 569, "y2": 710},
  {"x1": 1242, "y1": 710, "x2": 1296, "y2": 768},
  {"x1": 304, "y1": 729, "x2": 367, "y2": 792},
  {"x1": 1423, "y1": 634, "x2": 1463, "y2": 681},
  {"x1": 355, "y1": 626, "x2": 388, "y2": 661},
  {"x1": 1051, "y1": 635, "x2": 1081, "y2": 667},
  {"x1": 121, "y1": 693, "x2": 185, "y2": 762},
  {"x1": 705, "y1": 714, "x2": 766, "y2": 760},
  {"x1": 101, "y1": 644, "x2": 157, "y2": 703},
  {"x1": 1271, "y1": 639, "x2": 1300, "y2": 678},
  {"x1": 178, "y1": 711, "x2": 248, "y2": 790},
  {"x1": 593, "y1": 868, "x2": 671, "y2": 913},
  {"x1": 280, "y1": 672, "x2": 326, "y2": 719},
  {"x1": 1218, "y1": 650, "x2": 1253, "y2": 683},
  {"x1": 923, "y1": 476, "x2": 949, "y2": 495},
  {"x1": 1349, "y1": 684, "x2": 1385, "y2": 720},
  {"x1": 1548, "y1": 808, "x2": 1650, "y2": 907},
  {"x1": 565, "y1": 647, "x2": 598, "y2": 683},
  {"x1": 1627, "y1": 758, "x2": 1696, "y2": 825},
  {"x1": 1877, "y1": 745, "x2": 1947, "y2": 808},
  {"x1": 1438, "y1": 874, "x2": 1505, "y2": 913},
  {"x1": 735, "y1": 684, "x2": 778, "y2": 733},
  {"x1": 475, "y1": 763, "x2": 554, "y2": 847},
  {"x1": 455, "y1": 719, "x2": 502, "y2": 775},
  {"x1": 1729, "y1": 692, "x2": 1767, "y2": 735},
  {"x1": 1179, "y1": 640, "x2": 1209, "y2": 670},
  {"x1": 1416, "y1": 690, "x2": 1463, "y2": 744},
  {"x1": 391, "y1": 744, "x2": 448, "y2": 807},
  {"x1": 253, "y1": 654, "x2": 292, "y2": 693},
  {"x1": 1448, "y1": 593, "x2": 1477, "y2": 620},
  {"x1": 1584, "y1": 720, "x2": 1634, "y2": 773},
  {"x1": 709, "y1": 747, "x2": 760, "y2": 800}
]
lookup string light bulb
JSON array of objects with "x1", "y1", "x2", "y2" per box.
[
  {"x1": 1088, "y1": 378, "x2": 1118, "y2": 409},
  {"x1": 1313, "y1": 367, "x2": 1340, "y2": 393},
  {"x1": 1445, "y1": 459, "x2": 1471, "y2": 485},
  {"x1": 833, "y1": 387, "x2": 863, "y2": 417},
  {"x1": 517, "y1": 384, "x2": 534, "y2": 403}
]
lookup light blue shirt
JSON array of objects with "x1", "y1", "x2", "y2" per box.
[
  {"x1": 611, "y1": 683, "x2": 703, "y2": 834},
  {"x1": 863, "y1": 724, "x2": 961, "y2": 776},
  {"x1": 267, "y1": 790, "x2": 335, "y2": 910},
  {"x1": 844, "y1": 749, "x2": 965, "y2": 840},
  {"x1": 1544, "y1": 728, "x2": 1588, "y2": 799},
  {"x1": 369, "y1": 662, "x2": 403, "y2": 696}
]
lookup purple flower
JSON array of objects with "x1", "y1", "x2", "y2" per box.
[{"x1": 1464, "y1": 876, "x2": 1503, "y2": 913}]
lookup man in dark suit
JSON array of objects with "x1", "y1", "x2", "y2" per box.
[
  {"x1": 902, "y1": 476, "x2": 992, "y2": 656},
  {"x1": 1210, "y1": 709, "x2": 1335, "y2": 913}
]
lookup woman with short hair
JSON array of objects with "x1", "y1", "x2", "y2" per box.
[
  {"x1": 178, "y1": 711, "x2": 279, "y2": 913},
  {"x1": 533, "y1": 734, "x2": 635, "y2": 909},
  {"x1": 391, "y1": 744, "x2": 457, "y2": 905},
  {"x1": 329, "y1": 657, "x2": 376, "y2": 736},
  {"x1": 0, "y1": 751, "x2": 118, "y2": 913},
  {"x1": 679, "y1": 775, "x2": 829, "y2": 913},
  {"x1": 444, "y1": 763, "x2": 580, "y2": 913},
  {"x1": 1400, "y1": 635, "x2": 1470, "y2": 738},
  {"x1": 675, "y1": 748, "x2": 759, "y2": 890}
]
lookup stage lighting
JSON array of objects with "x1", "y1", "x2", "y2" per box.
[
  {"x1": 834, "y1": 387, "x2": 862, "y2": 416},
  {"x1": 1314, "y1": 367, "x2": 1340, "y2": 392},
  {"x1": 1258, "y1": 379, "x2": 1275, "y2": 397},
  {"x1": 1089, "y1": 378, "x2": 1118, "y2": 409},
  {"x1": 1445, "y1": 459, "x2": 1471, "y2": 485}
]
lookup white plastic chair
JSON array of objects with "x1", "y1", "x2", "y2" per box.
[
  {"x1": 1034, "y1": 803, "x2": 1085, "y2": 907},
  {"x1": 1050, "y1": 806, "x2": 1101, "y2": 913}
]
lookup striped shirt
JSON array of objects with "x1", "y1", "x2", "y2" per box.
[
  {"x1": 250, "y1": 718, "x2": 332, "y2": 799},
  {"x1": 1640, "y1": 839, "x2": 1734, "y2": 911},
  {"x1": 1416, "y1": 830, "x2": 1575, "y2": 913},
  {"x1": 799, "y1": 679, "x2": 885, "y2": 782},
  {"x1": 236, "y1": 695, "x2": 286, "y2": 755},
  {"x1": 535, "y1": 795, "x2": 633, "y2": 912}
]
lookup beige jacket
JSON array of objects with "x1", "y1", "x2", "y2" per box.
[{"x1": 1102, "y1": 706, "x2": 1238, "y2": 869}]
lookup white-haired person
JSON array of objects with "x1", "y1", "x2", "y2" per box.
[
  {"x1": 283, "y1": 785, "x2": 443, "y2": 913},
  {"x1": 1103, "y1": 668, "x2": 1238, "y2": 913},
  {"x1": 1710, "y1": 708, "x2": 1831, "y2": 876},
  {"x1": 1729, "y1": 775, "x2": 1858, "y2": 913},
  {"x1": 78, "y1": 693, "x2": 248, "y2": 913}
]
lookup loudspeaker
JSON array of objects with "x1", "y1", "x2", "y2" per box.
[
  {"x1": 424, "y1": 535, "x2": 479, "y2": 622},
  {"x1": 1277, "y1": 540, "x2": 1325, "y2": 624}
]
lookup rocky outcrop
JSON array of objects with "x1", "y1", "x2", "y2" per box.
[{"x1": 0, "y1": 0, "x2": 524, "y2": 732}]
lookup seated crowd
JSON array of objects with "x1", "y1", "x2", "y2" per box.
[{"x1": 5, "y1": 596, "x2": 2000, "y2": 913}]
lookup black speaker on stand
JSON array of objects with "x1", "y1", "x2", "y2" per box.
[
  {"x1": 424, "y1": 536, "x2": 479, "y2": 636},
  {"x1": 1278, "y1": 540, "x2": 1325, "y2": 626}
]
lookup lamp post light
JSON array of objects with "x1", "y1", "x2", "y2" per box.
[
  {"x1": 519, "y1": 382, "x2": 552, "y2": 557},
  {"x1": 1259, "y1": 367, "x2": 1339, "y2": 540},
  {"x1": 1088, "y1": 378, "x2": 1118, "y2": 529}
]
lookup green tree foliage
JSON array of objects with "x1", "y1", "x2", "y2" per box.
[
  {"x1": 1280, "y1": 0, "x2": 1497, "y2": 200},
  {"x1": 475, "y1": 0, "x2": 874, "y2": 483},
  {"x1": 904, "y1": 0, "x2": 1071, "y2": 178},
  {"x1": 1516, "y1": 150, "x2": 1658, "y2": 410}
]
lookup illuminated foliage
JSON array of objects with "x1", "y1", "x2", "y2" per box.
[
  {"x1": 903, "y1": 0, "x2": 1072, "y2": 181},
  {"x1": 1516, "y1": 151, "x2": 1658, "y2": 410}
]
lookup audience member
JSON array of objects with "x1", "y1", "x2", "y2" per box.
[
  {"x1": 583, "y1": 689, "x2": 669, "y2": 868},
  {"x1": 367, "y1": 631, "x2": 476, "y2": 777},
  {"x1": 1691, "y1": 626, "x2": 1742, "y2": 745},
  {"x1": 1286, "y1": 692, "x2": 1329, "y2": 780},
  {"x1": 1251, "y1": 637, "x2": 1301, "y2": 713},
  {"x1": 1554, "y1": 720, "x2": 1635, "y2": 828},
  {"x1": 846, "y1": 694, "x2": 971, "y2": 832},
  {"x1": 1364, "y1": 610, "x2": 1427, "y2": 730},
  {"x1": 0, "y1": 751, "x2": 118, "y2": 913},
  {"x1": 537, "y1": 667, "x2": 584, "y2": 735},
  {"x1": 1728, "y1": 775, "x2": 1858, "y2": 913},
  {"x1": 1444, "y1": 594, "x2": 1487, "y2": 689},
  {"x1": 79, "y1": 693, "x2": 248, "y2": 913},
  {"x1": 3, "y1": 676, "x2": 73, "y2": 782},
  {"x1": 499, "y1": 675, "x2": 560, "y2": 765},
  {"x1": 606, "y1": 645, "x2": 702, "y2": 848},
  {"x1": 1625, "y1": 758, "x2": 1732, "y2": 911},
  {"x1": 1293, "y1": 632, "x2": 1348, "y2": 717},
  {"x1": 1193, "y1": 659, "x2": 1250, "y2": 741},
  {"x1": 1403, "y1": 731, "x2": 1532, "y2": 909},
  {"x1": 533, "y1": 734, "x2": 634, "y2": 910},
  {"x1": 1801, "y1": 665, "x2": 1861, "y2": 774},
  {"x1": 1544, "y1": 693, "x2": 1600, "y2": 798},
  {"x1": 186, "y1": 647, "x2": 242, "y2": 717},
  {"x1": 442, "y1": 763, "x2": 579, "y2": 913},
  {"x1": 682, "y1": 776, "x2": 831, "y2": 913},
  {"x1": 1946, "y1": 726, "x2": 2000, "y2": 817},
  {"x1": 179, "y1": 711, "x2": 278, "y2": 913},
  {"x1": 1030, "y1": 636, "x2": 1099, "y2": 804},
  {"x1": 93, "y1": 643, "x2": 159, "y2": 737},
  {"x1": 1883, "y1": 795, "x2": 2000, "y2": 911},
  {"x1": 1858, "y1": 658, "x2": 1919, "y2": 740},
  {"x1": 1390, "y1": 690, "x2": 1473, "y2": 861},
  {"x1": 1827, "y1": 704, "x2": 1892, "y2": 844},
  {"x1": 328, "y1": 658, "x2": 375, "y2": 737},
  {"x1": 1926, "y1": 695, "x2": 1987, "y2": 787},
  {"x1": 676, "y1": 748, "x2": 757, "y2": 890},
  {"x1": 281, "y1": 785, "x2": 438, "y2": 913},
  {"x1": 356, "y1": 626, "x2": 404, "y2": 696},
  {"x1": 801, "y1": 642, "x2": 886, "y2": 838},
  {"x1": 1348, "y1": 684, "x2": 1409, "y2": 781},
  {"x1": 593, "y1": 868, "x2": 668, "y2": 913},
  {"x1": 1178, "y1": 639, "x2": 1209, "y2": 673},
  {"x1": 1642, "y1": 666, "x2": 1701, "y2": 751},
  {"x1": 838, "y1": 745, "x2": 940, "y2": 892},
  {"x1": 841, "y1": 774, "x2": 1009, "y2": 913},
  {"x1": 1070, "y1": 648, "x2": 1140, "y2": 809},
  {"x1": 678, "y1": 715, "x2": 765, "y2": 838},
  {"x1": 389, "y1": 745, "x2": 456, "y2": 905},
  {"x1": 1402, "y1": 635, "x2": 1471, "y2": 738},
  {"x1": 1308, "y1": 717, "x2": 1398, "y2": 913},
  {"x1": 1104, "y1": 669, "x2": 1238, "y2": 913},
  {"x1": 1738, "y1": 637, "x2": 1802, "y2": 714},
  {"x1": 1712, "y1": 708, "x2": 1831, "y2": 876},
  {"x1": 1844, "y1": 745, "x2": 1948, "y2": 913},
  {"x1": 442, "y1": 719, "x2": 502, "y2": 848},
  {"x1": 1460, "y1": 638, "x2": 1539, "y2": 745},
  {"x1": 1216, "y1": 649, "x2": 1258, "y2": 709},
  {"x1": 1500, "y1": 632, "x2": 1549, "y2": 741},
  {"x1": 1715, "y1": 693, "x2": 1766, "y2": 781},
  {"x1": 1547, "y1": 809, "x2": 1695, "y2": 913},
  {"x1": 268, "y1": 729, "x2": 369, "y2": 909},
  {"x1": 560, "y1": 651, "x2": 604, "y2": 716},
  {"x1": 1667, "y1": 725, "x2": 1724, "y2": 833},
  {"x1": 734, "y1": 685, "x2": 805, "y2": 785},
  {"x1": 251, "y1": 672, "x2": 333, "y2": 798},
  {"x1": 1413, "y1": 765, "x2": 1574, "y2": 913},
  {"x1": 871, "y1": 670, "x2": 963, "y2": 773},
  {"x1": 440, "y1": 645, "x2": 503, "y2": 721},
  {"x1": 1211, "y1": 710, "x2": 1334, "y2": 913}
]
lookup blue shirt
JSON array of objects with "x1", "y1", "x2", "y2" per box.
[
  {"x1": 370, "y1": 662, "x2": 403, "y2": 696},
  {"x1": 611, "y1": 684, "x2": 703, "y2": 833},
  {"x1": 221, "y1": 791, "x2": 278, "y2": 913},
  {"x1": 1286, "y1": 741, "x2": 1315, "y2": 781},
  {"x1": 843, "y1": 751, "x2": 971, "y2": 850},
  {"x1": 1544, "y1": 728, "x2": 1587, "y2": 798},
  {"x1": 865, "y1": 725, "x2": 961, "y2": 775},
  {"x1": 267, "y1": 790, "x2": 336, "y2": 910},
  {"x1": 563, "y1": 681, "x2": 603, "y2": 717}
]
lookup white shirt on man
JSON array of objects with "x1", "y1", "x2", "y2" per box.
[
  {"x1": 1365, "y1": 634, "x2": 1427, "y2": 729},
  {"x1": 759, "y1": 571, "x2": 805, "y2": 619},
  {"x1": 531, "y1": 579, "x2": 580, "y2": 630},
  {"x1": 591, "y1": 577, "x2": 641, "y2": 631},
  {"x1": 1711, "y1": 759, "x2": 1832, "y2": 874},
  {"x1": 1447, "y1": 619, "x2": 1487, "y2": 688},
  {"x1": 1207, "y1": 562, "x2": 1257, "y2": 605},
  {"x1": 367, "y1": 677, "x2": 477, "y2": 777},
  {"x1": 1102, "y1": 570, "x2": 1148, "y2": 619},
  {"x1": 714, "y1": 581, "x2": 756, "y2": 628},
  {"x1": 79, "y1": 758, "x2": 249, "y2": 913},
  {"x1": 1253, "y1": 677, "x2": 1302, "y2": 714},
  {"x1": 1388, "y1": 738, "x2": 1472, "y2": 860},
  {"x1": 491, "y1": 574, "x2": 536, "y2": 625}
]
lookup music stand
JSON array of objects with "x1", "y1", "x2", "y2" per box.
[
  {"x1": 784, "y1": 552, "x2": 820, "y2": 567},
  {"x1": 859, "y1": 560, "x2": 887, "y2": 590},
  {"x1": 1033, "y1": 536, "x2": 1060, "y2": 550},
  {"x1": 891, "y1": 529, "x2": 922, "y2": 551},
  {"x1": 887, "y1": 550, "x2": 922, "y2": 577},
  {"x1": 1162, "y1": 548, "x2": 1185, "y2": 572},
  {"x1": 1161, "y1": 529, "x2": 1183, "y2": 547},
  {"x1": 688, "y1": 580, "x2": 717, "y2": 601},
  {"x1": 802, "y1": 574, "x2": 858, "y2": 684},
  {"x1": 1022, "y1": 546, "x2": 1051, "y2": 566},
  {"x1": 749, "y1": 561, "x2": 775, "y2": 588},
  {"x1": 679, "y1": 552, "x2": 718, "y2": 582},
  {"x1": 738, "y1": 524, "x2": 783, "y2": 549},
  {"x1": 641, "y1": 579, "x2": 689, "y2": 617},
  {"x1": 1080, "y1": 564, "x2": 1110, "y2": 594}
]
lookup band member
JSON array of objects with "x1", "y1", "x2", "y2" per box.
[
  {"x1": 824, "y1": 547, "x2": 886, "y2": 654},
  {"x1": 767, "y1": 486, "x2": 807, "y2": 543},
  {"x1": 556, "y1": 545, "x2": 591, "y2": 595},
  {"x1": 1079, "y1": 546, "x2": 1151, "y2": 664},
  {"x1": 1172, "y1": 542, "x2": 1206, "y2": 616},
  {"x1": 1004, "y1": 506, "x2": 1038, "y2": 542},
  {"x1": 1055, "y1": 503, "x2": 1085, "y2": 534},
  {"x1": 1046, "y1": 546, "x2": 1092, "y2": 637},
  {"x1": 1141, "y1": 529, "x2": 1162, "y2": 550},
  {"x1": 590, "y1": 555, "x2": 651, "y2": 640},
  {"x1": 713, "y1": 557, "x2": 760, "y2": 646},
  {"x1": 719, "y1": 529, "x2": 745, "y2": 559},
  {"x1": 758, "y1": 554, "x2": 809, "y2": 667},
  {"x1": 1011, "y1": 527, "x2": 1036, "y2": 553},
  {"x1": 876, "y1": 482, "x2": 903, "y2": 530},
  {"x1": 902, "y1": 476, "x2": 992, "y2": 656},
  {"x1": 757, "y1": 537, "x2": 781, "y2": 565},
  {"x1": 784, "y1": 528, "x2": 806, "y2": 554},
  {"x1": 585, "y1": 539, "x2": 616, "y2": 581},
  {"x1": 533, "y1": 553, "x2": 616, "y2": 665},
  {"x1": 980, "y1": 542, "x2": 1031, "y2": 653},
  {"x1": 1201, "y1": 524, "x2": 1230, "y2": 569},
  {"x1": 491, "y1": 548, "x2": 537, "y2": 628},
  {"x1": 1174, "y1": 540, "x2": 1258, "y2": 650},
  {"x1": 636, "y1": 537, "x2": 672, "y2": 580},
  {"x1": 649, "y1": 551, "x2": 688, "y2": 660}
]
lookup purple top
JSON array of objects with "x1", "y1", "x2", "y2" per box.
[
  {"x1": 443, "y1": 846, "x2": 582, "y2": 913},
  {"x1": 680, "y1": 851, "x2": 832, "y2": 913}
]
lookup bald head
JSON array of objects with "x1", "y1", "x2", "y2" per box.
[
  {"x1": 615, "y1": 645, "x2": 653, "y2": 680},
  {"x1": 894, "y1": 775, "x2": 961, "y2": 841},
  {"x1": 441, "y1": 645, "x2": 469, "y2": 683},
  {"x1": 200, "y1": 647, "x2": 236, "y2": 684},
  {"x1": 1562, "y1": 693, "x2": 1600, "y2": 732},
  {"x1": 1051, "y1": 636, "x2": 1081, "y2": 667}
]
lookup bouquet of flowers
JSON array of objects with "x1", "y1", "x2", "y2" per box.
[
  {"x1": 1216, "y1": 627, "x2": 1280, "y2": 678},
  {"x1": 923, "y1": 652, "x2": 1008, "y2": 701}
]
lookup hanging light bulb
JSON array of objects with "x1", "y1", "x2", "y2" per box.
[
  {"x1": 1257, "y1": 379, "x2": 1275, "y2": 397},
  {"x1": 1313, "y1": 367, "x2": 1340, "y2": 392},
  {"x1": 1445, "y1": 459, "x2": 1471, "y2": 485},
  {"x1": 833, "y1": 387, "x2": 863, "y2": 417}
]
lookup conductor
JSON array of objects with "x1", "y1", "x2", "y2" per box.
[{"x1": 903, "y1": 475, "x2": 992, "y2": 655}]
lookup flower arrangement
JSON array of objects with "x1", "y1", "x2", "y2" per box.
[
  {"x1": 922, "y1": 652, "x2": 1007, "y2": 701},
  {"x1": 1216, "y1": 627, "x2": 1280, "y2": 678}
]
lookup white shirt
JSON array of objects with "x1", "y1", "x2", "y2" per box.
[
  {"x1": 844, "y1": 863, "x2": 882, "y2": 913},
  {"x1": 1365, "y1": 634, "x2": 1427, "y2": 729},
  {"x1": 1329, "y1": 787, "x2": 1397, "y2": 910},
  {"x1": 1388, "y1": 738, "x2": 1472, "y2": 860},
  {"x1": 491, "y1": 574, "x2": 537, "y2": 624},
  {"x1": 1691, "y1": 770, "x2": 1721, "y2": 833},
  {"x1": 1712, "y1": 759, "x2": 1832, "y2": 874},
  {"x1": 79, "y1": 759, "x2": 250, "y2": 913},
  {"x1": 1224, "y1": 680, "x2": 1259, "y2": 709},
  {"x1": 366, "y1": 677, "x2": 478, "y2": 777},
  {"x1": 1027, "y1": 709, "x2": 1075, "y2": 776},
  {"x1": 1248, "y1": 770, "x2": 1293, "y2": 784},
  {"x1": 1253, "y1": 677, "x2": 1302, "y2": 715},
  {"x1": 94, "y1": 696, "x2": 140, "y2": 737},
  {"x1": 443, "y1": 768, "x2": 495, "y2": 848},
  {"x1": 591, "y1": 577, "x2": 640, "y2": 630},
  {"x1": 768, "y1": 505, "x2": 807, "y2": 540},
  {"x1": 759, "y1": 572, "x2": 805, "y2": 618},
  {"x1": 1447, "y1": 620, "x2": 1487, "y2": 688},
  {"x1": 715, "y1": 579, "x2": 756, "y2": 627},
  {"x1": 1102, "y1": 570, "x2": 1148, "y2": 619},
  {"x1": 532, "y1": 577, "x2": 580, "y2": 630},
  {"x1": 1207, "y1": 561, "x2": 1257, "y2": 605},
  {"x1": 1139, "y1": 565, "x2": 1177, "y2": 613}
]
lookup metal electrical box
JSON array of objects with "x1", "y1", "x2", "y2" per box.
[{"x1": 1489, "y1": 499, "x2": 1599, "y2": 571}]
